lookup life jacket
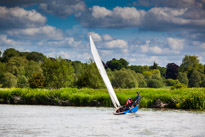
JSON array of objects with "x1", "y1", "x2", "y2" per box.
[{"x1": 126, "y1": 99, "x2": 133, "y2": 107}]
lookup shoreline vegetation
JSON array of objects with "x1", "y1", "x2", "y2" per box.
[{"x1": 0, "y1": 88, "x2": 204, "y2": 109}]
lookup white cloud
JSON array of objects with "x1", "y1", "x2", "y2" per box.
[
  {"x1": 89, "y1": 32, "x2": 102, "y2": 42},
  {"x1": 167, "y1": 37, "x2": 184, "y2": 50},
  {"x1": 103, "y1": 34, "x2": 113, "y2": 41},
  {"x1": 105, "y1": 39, "x2": 128, "y2": 49},
  {"x1": 0, "y1": 35, "x2": 26, "y2": 46},
  {"x1": 92, "y1": 6, "x2": 112, "y2": 18},
  {"x1": 39, "y1": 0, "x2": 86, "y2": 17},
  {"x1": 200, "y1": 43, "x2": 205, "y2": 50},
  {"x1": 0, "y1": 6, "x2": 46, "y2": 30},
  {"x1": 8, "y1": 25, "x2": 63, "y2": 40},
  {"x1": 48, "y1": 37, "x2": 81, "y2": 47}
]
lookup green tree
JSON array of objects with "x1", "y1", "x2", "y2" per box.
[
  {"x1": 28, "y1": 73, "x2": 45, "y2": 88},
  {"x1": 177, "y1": 72, "x2": 188, "y2": 85},
  {"x1": 6, "y1": 56, "x2": 29, "y2": 76},
  {"x1": 17, "y1": 75, "x2": 28, "y2": 88},
  {"x1": 106, "y1": 58, "x2": 129, "y2": 70},
  {"x1": 26, "y1": 60, "x2": 42, "y2": 78},
  {"x1": 179, "y1": 55, "x2": 201, "y2": 72},
  {"x1": 2, "y1": 72, "x2": 18, "y2": 88},
  {"x1": 0, "y1": 62, "x2": 6, "y2": 87},
  {"x1": 166, "y1": 79, "x2": 180, "y2": 86},
  {"x1": 150, "y1": 61, "x2": 158, "y2": 70},
  {"x1": 26, "y1": 52, "x2": 45, "y2": 62},
  {"x1": 76, "y1": 61, "x2": 105, "y2": 88},
  {"x1": 110, "y1": 68, "x2": 138, "y2": 88},
  {"x1": 147, "y1": 79, "x2": 163, "y2": 88},
  {"x1": 136, "y1": 73, "x2": 147, "y2": 87},
  {"x1": 2, "y1": 48, "x2": 20, "y2": 62},
  {"x1": 188, "y1": 69, "x2": 201, "y2": 87},
  {"x1": 42, "y1": 57, "x2": 74, "y2": 89},
  {"x1": 128, "y1": 65, "x2": 149, "y2": 73}
]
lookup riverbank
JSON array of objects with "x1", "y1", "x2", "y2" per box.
[{"x1": 0, "y1": 88, "x2": 204, "y2": 109}]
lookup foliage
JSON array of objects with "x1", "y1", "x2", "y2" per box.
[
  {"x1": 128, "y1": 65, "x2": 149, "y2": 73},
  {"x1": 179, "y1": 55, "x2": 202, "y2": 73},
  {"x1": 109, "y1": 68, "x2": 138, "y2": 88},
  {"x1": 170, "y1": 83, "x2": 187, "y2": 90},
  {"x1": 188, "y1": 69, "x2": 202, "y2": 87},
  {"x1": 1, "y1": 48, "x2": 20, "y2": 62},
  {"x1": 2, "y1": 72, "x2": 18, "y2": 88},
  {"x1": 166, "y1": 63, "x2": 179, "y2": 79},
  {"x1": 0, "y1": 88, "x2": 204, "y2": 109},
  {"x1": 76, "y1": 61, "x2": 105, "y2": 88},
  {"x1": 26, "y1": 51, "x2": 45, "y2": 62},
  {"x1": 147, "y1": 79, "x2": 163, "y2": 88},
  {"x1": 177, "y1": 72, "x2": 189, "y2": 85},
  {"x1": 42, "y1": 57, "x2": 74, "y2": 89},
  {"x1": 106, "y1": 58, "x2": 129, "y2": 70},
  {"x1": 166, "y1": 79, "x2": 180, "y2": 86},
  {"x1": 28, "y1": 73, "x2": 45, "y2": 88}
]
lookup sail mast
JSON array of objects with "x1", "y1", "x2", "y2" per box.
[{"x1": 89, "y1": 34, "x2": 121, "y2": 108}]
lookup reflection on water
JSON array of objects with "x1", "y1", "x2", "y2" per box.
[{"x1": 0, "y1": 105, "x2": 205, "y2": 137}]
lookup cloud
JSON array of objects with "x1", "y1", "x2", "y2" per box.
[
  {"x1": 8, "y1": 25, "x2": 63, "y2": 40},
  {"x1": 200, "y1": 43, "x2": 205, "y2": 49},
  {"x1": 134, "y1": 0, "x2": 202, "y2": 9},
  {"x1": 167, "y1": 37, "x2": 184, "y2": 50},
  {"x1": 0, "y1": 35, "x2": 18, "y2": 46},
  {"x1": 0, "y1": 6, "x2": 46, "y2": 30},
  {"x1": 89, "y1": 32, "x2": 102, "y2": 42},
  {"x1": 39, "y1": 0, "x2": 86, "y2": 17},
  {"x1": 77, "y1": 5, "x2": 205, "y2": 33},
  {"x1": 47, "y1": 37, "x2": 81, "y2": 47},
  {"x1": 92, "y1": 6, "x2": 112, "y2": 18},
  {"x1": 103, "y1": 34, "x2": 113, "y2": 41},
  {"x1": 0, "y1": 0, "x2": 45, "y2": 7},
  {"x1": 105, "y1": 39, "x2": 128, "y2": 49}
]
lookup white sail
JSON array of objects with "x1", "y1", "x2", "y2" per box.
[{"x1": 89, "y1": 34, "x2": 121, "y2": 108}]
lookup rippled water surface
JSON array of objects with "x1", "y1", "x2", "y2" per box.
[{"x1": 0, "y1": 105, "x2": 205, "y2": 137}]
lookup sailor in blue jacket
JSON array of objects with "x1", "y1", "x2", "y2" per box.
[{"x1": 131, "y1": 92, "x2": 141, "y2": 108}]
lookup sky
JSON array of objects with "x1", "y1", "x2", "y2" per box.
[{"x1": 0, "y1": 0, "x2": 205, "y2": 67}]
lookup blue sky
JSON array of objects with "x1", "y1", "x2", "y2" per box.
[{"x1": 0, "y1": 0, "x2": 205, "y2": 66}]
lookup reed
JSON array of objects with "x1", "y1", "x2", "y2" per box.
[{"x1": 0, "y1": 88, "x2": 204, "y2": 109}]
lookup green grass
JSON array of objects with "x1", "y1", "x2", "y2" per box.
[{"x1": 0, "y1": 88, "x2": 204, "y2": 109}]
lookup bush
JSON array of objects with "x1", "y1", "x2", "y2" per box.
[
  {"x1": 28, "y1": 73, "x2": 45, "y2": 88},
  {"x1": 170, "y1": 83, "x2": 187, "y2": 90},
  {"x1": 166, "y1": 79, "x2": 180, "y2": 86},
  {"x1": 200, "y1": 80, "x2": 205, "y2": 87},
  {"x1": 147, "y1": 79, "x2": 163, "y2": 88}
]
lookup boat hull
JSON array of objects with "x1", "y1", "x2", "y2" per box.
[{"x1": 113, "y1": 106, "x2": 138, "y2": 115}]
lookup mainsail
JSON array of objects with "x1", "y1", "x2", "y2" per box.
[{"x1": 89, "y1": 34, "x2": 121, "y2": 108}]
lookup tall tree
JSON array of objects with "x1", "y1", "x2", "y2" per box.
[
  {"x1": 42, "y1": 57, "x2": 74, "y2": 89},
  {"x1": 2, "y1": 72, "x2": 18, "y2": 88},
  {"x1": 2, "y1": 48, "x2": 20, "y2": 62},
  {"x1": 177, "y1": 72, "x2": 189, "y2": 85},
  {"x1": 188, "y1": 69, "x2": 202, "y2": 87},
  {"x1": 26, "y1": 52, "x2": 45, "y2": 62},
  {"x1": 179, "y1": 55, "x2": 200, "y2": 72},
  {"x1": 106, "y1": 58, "x2": 128, "y2": 71},
  {"x1": 166, "y1": 63, "x2": 179, "y2": 79},
  {"x1": 76, "y1": 61, "x2": 105, "y2": 88},
  {"x1": 150, "y1": 61, "x2": 158, "y2": 70}
]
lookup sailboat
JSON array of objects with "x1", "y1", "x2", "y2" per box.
[{"x1": 89, "y1": 34, "x2": 139, "y2": 115}]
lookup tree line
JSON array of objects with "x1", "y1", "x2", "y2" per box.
[{"x1": 0, "y1": 48, "x2": 204, "y2": 89}]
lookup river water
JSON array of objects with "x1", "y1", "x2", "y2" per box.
[{"x1": 0, "y1": 105, "x2": 204, "y2": 137}]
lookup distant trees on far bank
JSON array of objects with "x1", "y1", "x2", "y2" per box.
[{"x1": 0, "y1": 48, "x2": 204, "y2": 89}]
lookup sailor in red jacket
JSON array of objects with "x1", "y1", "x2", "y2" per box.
[{"x1": 125, "y1": 98, "x2": 133, "y2": 110}]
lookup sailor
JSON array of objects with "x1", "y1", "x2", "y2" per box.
[
  {"x1": 131, "y1": 92, "x2": 141, "y2": 109},
  {"x1": 125, "y1": 98, "x2": 133, "y2": 108}
]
